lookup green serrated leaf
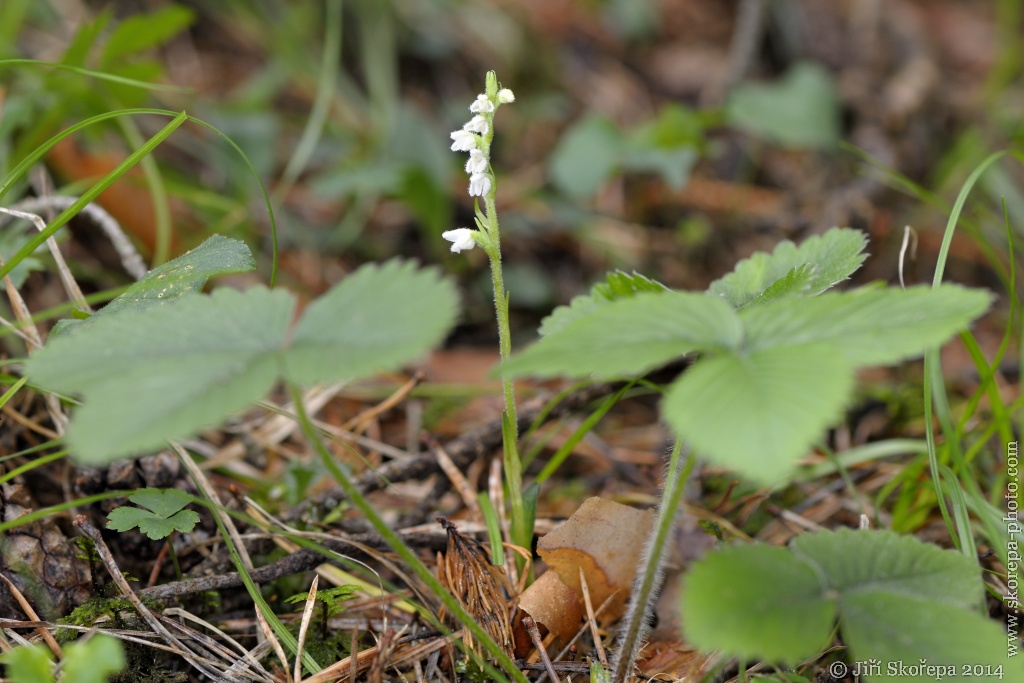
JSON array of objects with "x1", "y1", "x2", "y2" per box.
[
  {"x1": 748, "y1": 264, "x2": 815, "y2": 305},
  {"x1": 136, "y1": 511, "x2": 198, "y2": 539},
  {"x1": 505, "y1": 292, "x2": 742, "y2": 379},
  {"x1": 540, "y1": 271, "x2": 668, "y2": 337},
  {"x1": 106, "y1": 506, "x2": 153, "y2": 533},
  {"x1": 28, "y1": 260, "x2": 458, "y2": 465},
  {"x1": 538, "y1": 294, "x2": 603, "y2": 339},
  {"x1": 682, "y1": 529, "x2": 1020, "y2": 675},
  {"x1": 61, "y1": 634, "x2": 126, "y2": 683},
  {"x1": 30, "y1": 286, "x2": 294, "y2": 462},
  {"x1": 708, "y1": 227, "x2": 868, "y2": 309},
  {"x1": 106, "y1": 493, "x2": 199, "y2": 540},
  {"x1": 840, "y1": 593, "x2": 1022, "y2": 680},
  {"x1": 726, "y1": 62, "x2": 840, "y2": 150},
  {"x1": 791, "y1": 528, "x2": 980, "y2": 610},
  {"x1": 51, "y1": 234, "x2": 256, "y2": 337},
  {"x1": 593, "y1": 271, "x2": 668, "y2": 300},
  {"x1": 742, "y1": 285, "x2": 994, "y2": 366},
  {"x1": 140, "y1": 510, "x2": 198, "y2": 538},
  {"x1": 127, "y1": 488, "x2": 192, "y2": 517},
  {"x1": 663, "y1": 343, "x2": 853, "y2": 483},
  {"x1": 681, "y1": 543, "x2": 836, "y2": 661},
  {"x1": 285, "y1": 260, "x2": 458, "y2": 385}
]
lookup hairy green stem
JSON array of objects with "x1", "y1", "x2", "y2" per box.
[
  {"x1": 288, "y1": 383, "x2": 529, "y2": 683},
  {"x1": 482, "y1": 194, "x2": 526, "y2": 549},
  {"x1": 611, "y1": 439, "x2": 694, "y2": 683},
  {"x1": 474, "y1": 74, "x2": 528, "y2": 553}
]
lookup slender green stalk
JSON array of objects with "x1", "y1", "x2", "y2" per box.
[
  {"x1": 484, "y1": 192, "x2": 517, "y2": 430},
  {"x1": 275, "y1": 0, "x2": 342, "y2": 195},
  {"x1": 923, "y1": 150, "x2": 1005, "y2": 550},
  {"x1": 535, "y1": 383, "x2": 633, "y2": 485},
  {"x1": 612, "y1": 439, "x2": 694, "y2": 683},
  {"x1": 0, "y1": 490, "x2": 134, "y2": 533},
  {"x1": 114, "y1": 116, "x2": 173, "y2": 265},
  {"x1": 445, "y1": 72, "x2": 529, "y2": 551},
  {"x1": 0, "y1": 58, "x2": 191, "y2": 92},
  {"x1": 481, "y1": 193, "x2": 526, "y2": 547}
]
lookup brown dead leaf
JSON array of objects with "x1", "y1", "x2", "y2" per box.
[
  {"x1": 537, "y1": 497, "x2": 655, "y2": 624},
  {"x1": 512, "y1": 569, "x2": 582, "y2": 657}
]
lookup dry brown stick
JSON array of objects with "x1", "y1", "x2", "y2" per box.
[
  {"x1": 294, "y1": 575, "x2": 318, "y2": 683},
  {"x1": 172, "y1": 440, "x2": 274, "y2": 650},
  {"x1": 522, "y1": 615, "x2": 560, "y2": 683},
  {"x1": 350, "y1": 628, "x2": 360, "y2": 682},
  {"x1": 426, "y1": 433, "x2": 481, "y2": 520},
  {"x1": 341, "y1": 372, "x2": 422, "y2": 435},
  {"x1": 173, "y1": 441, "x2": 258, "y2": 579},
  {"x1": 578, "y1": 567, "x2": 608, "y2": 668},
  {"x1": 73, "y1": 515, "x2": 224, "y2": 680},
  {"x1": 139, "y1": 531, "x2": 447, "y2": 602},
  {"x1": 0, "y1": 573, "x2": 62, "y2": 657},
  {"x1": 0, "y1": 249, "x2": 67, "y2": 434},
  {"x1": 535, "y1": 592, "x2": 617, "y2": 683},
  {"x1": 253, "y1": 600, "x2": 290, "y2": 676},
  {"x1": 157, "y1": 613, "x2": 269, "y2": 682}
]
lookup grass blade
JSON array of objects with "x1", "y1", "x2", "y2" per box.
[
  {"x1": 0, "y1": 58, "x2": 191, "y2": 92},
  {"x1": 0, "y1": 111, "x2": 187, "y2": 281}
]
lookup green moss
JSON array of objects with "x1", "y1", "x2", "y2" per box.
[{"x1": 55, "y1": 594, "x2": 161, "y2": 643}]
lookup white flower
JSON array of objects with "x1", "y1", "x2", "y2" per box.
[
  {"x1": 469, "y1": 93, "x2": 494, "y2": 114},
  {"x1": 464, "y1": 148, "x2": 487, "y2": 174},
  {"x1": 497, "y1": 88, "x2": 515, "y2": 104},
  {"x1": 450, "y1": 129, "x2": 477, "y2": 151},
  {"x1": 442, "y1": 228, "x2": 477, "y2": 253},
  {"x1": 469, "y1": 172, "x2": 491, "y2": 197},
  {"x1": 463, "y1": 115, "x2": 489, "y2": 135}
]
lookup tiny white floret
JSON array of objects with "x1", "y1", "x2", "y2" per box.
[
  {"x1": 469, "y1": 94, "x2": 495, "y2": 114},
  {"x1": 465, "y1": 148, "x2": 487, "y2": 174},
  {"x1": 442, "y1": 228, "x2": 477, "y2": 253},
  {"x1": 463, "y1": 115, "x2": 489, "y2": 135},
  {"x1": 468, "y1": 172, "x2": 491, "y2": 197},
  {"x1": 497, "y1": 88, "x2": 515, "y2": 104},
  {"x1": 449, "y1": 129, "x2": 477, "y2": 152}
]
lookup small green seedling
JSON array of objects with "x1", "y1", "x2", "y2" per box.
[
  {"x1": 106, "y1": 487, "x2": 198, "y2": 582},
  {"x1": 0, "y1": 633, "x2": 125, "y2": 683},
  {"x1": 285, "y1": 585, "x2": 359, "y2": 641},
  {"x1": 105, "y1": 488, "x2": 198, "y2": 540}
]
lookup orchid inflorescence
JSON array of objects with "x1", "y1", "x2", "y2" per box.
[
  {"x1": 442, "y1": 75, "x2": 514, "y2": 254},
  {"x1": 439, "y1": 74, "x2": 530, "y2": 573}
]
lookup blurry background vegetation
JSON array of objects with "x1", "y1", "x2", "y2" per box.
[{"x1": 0, "y1": 0, "x2": 1020, "y2": 375}]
